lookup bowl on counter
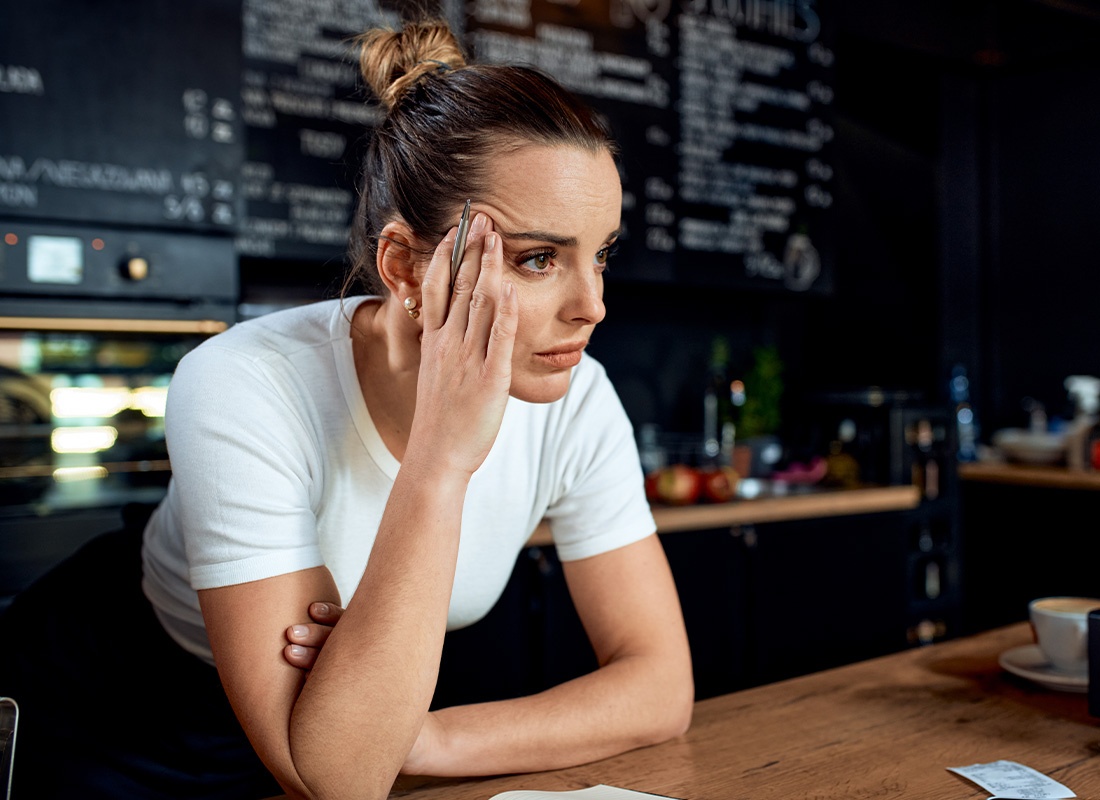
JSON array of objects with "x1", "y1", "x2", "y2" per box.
[{"x1": 991, "y1": 428, "x2": 1067, "y2": 465}]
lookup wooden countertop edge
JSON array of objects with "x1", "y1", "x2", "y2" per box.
[
  {"x1": 526, "y1": 484, "x2": 921, "y2": 547},
  {"x1": 959, "y1": 461, "x2": 1100, "y2": 490}
]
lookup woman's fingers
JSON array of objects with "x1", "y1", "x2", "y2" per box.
[
  {"x1": 283, "y1": 642, "x2": 319, "y2": 670},
  {"x1": 283, "y1": 624, "x2": 327, "y2": 670},
  {"x1": 486, "y1": 277, "x2": 518, "y2": 374},
  {"x1": 282, "y1": 601, "x2": 344, "y2": 670},
  {"x1": 420, "y1": 227, "x2": 458, "y2": 333},
  {"x1": 308, "y1": 601, "x2": 344, "y2": 625},
  {"x1": 444, "y1": 212, "x2": 491, "y2": 336},
  {"x1": 421, "y1": 210, "x2": 501, "y2": 335},
  {"x1": 286, "y1": 621, "x2": 333, "y2": 648},
  {"x1": 463, "y1": 232, "x2": 517, "y2": 389}
]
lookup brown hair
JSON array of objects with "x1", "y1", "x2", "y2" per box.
[{"x1": 344, "y1": 17, "x2": 619, "y2": 296}]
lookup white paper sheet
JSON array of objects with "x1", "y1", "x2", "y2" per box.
[
  {"x1": 947, "y1": 760, "x2": 1076, "y2": 799},
  {"x1": 490, "y1": 785, "x2": 677, "y2": 800}
]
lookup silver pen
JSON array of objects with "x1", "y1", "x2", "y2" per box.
[{"x1": 449, "y1": 199, "x2": 473, "y2": 290}]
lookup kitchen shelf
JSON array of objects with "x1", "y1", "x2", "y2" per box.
[
  {"x1": 958, "y1": 461, "x2": 1100, "y2": 490},
  {"x1": 527, "y1": 484, "x2": 921, "y2": 546}
]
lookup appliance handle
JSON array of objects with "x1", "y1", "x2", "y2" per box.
[{"x1": 0, "y1": 316, "x2": 229, "y2": 335}]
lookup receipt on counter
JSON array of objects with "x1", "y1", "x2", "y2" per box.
[{"x1": 947, "y1": 760, "x2": 1075, "y2": 799}]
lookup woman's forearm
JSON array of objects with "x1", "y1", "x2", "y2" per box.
[
  {"x1": 419, "y1": 648, "x2": 694, "y2": 777},
  {"x1": 288, "y1": 459, "x2": 471, "y2": 799},
  {"x1": 408, "y1": 535, "x2": 695, "y2": 780}
]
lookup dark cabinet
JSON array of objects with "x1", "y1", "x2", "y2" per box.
[
  {"x1": 660, "y1": 528, "x2": 751, "y2": 698},
  {"x1": 961, "y1": 480, "x2": 1100, "y2": 634},
  {"x1": 671, "y1": 509, "x2": 960, "y2": 697},
  {"x1": 435, "y1": 504, "x2": 963, "y2": 707},
  {"x1": 738, "y1": 515, "x2": 910, "y2": 685}
]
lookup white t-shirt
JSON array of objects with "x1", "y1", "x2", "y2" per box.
[{"x1": 142, "y1": 297, "x2": 656, "y2": 665}]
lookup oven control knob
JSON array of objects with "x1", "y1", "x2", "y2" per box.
[{"x1": 120, "y1": 257, "x2": 150, "y2": 281}]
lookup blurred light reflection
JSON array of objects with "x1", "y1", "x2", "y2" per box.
[
  {"x1": 53, "y1": 465, "x2": 109, "y2": 482},
  {"x1": 50, "y1": 386, "x2": 168, "y2": 418},
  {"x1": 51, "y1": 426, "x2": 118, "y2": 453}
]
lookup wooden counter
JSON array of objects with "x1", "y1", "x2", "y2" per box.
[
  {"x1": 959, "y1": 461, "x2": 1100, "y2": 490},
  {"x1": 527, "y1": 484, "x2": 920, "y2": 546},
  {"x1": 393, "y1": 623, "x2": 1099, "y2": 800}
]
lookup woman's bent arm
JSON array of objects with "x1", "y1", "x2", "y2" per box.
[
  {"x1": 406, "y1": 532, "x2": 695, "y2": 777},
  {"x1": 200, "y1": 461, "x2": 469, "y2": 800}
]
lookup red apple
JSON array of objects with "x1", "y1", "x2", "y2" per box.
[
  {"x1": 699, "y1": 465, "x2": 740, "y2": 503},
  {"x1": 646, "y1": 464, "x2": 703, "y2": 505}
]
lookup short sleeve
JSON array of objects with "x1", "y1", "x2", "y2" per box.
[
  {"x1": 543, "y1": 361, "x2": 656, "y2": 561},
  {"x1": 164, "y1": 343, "x2": 325, "y2": 589}
]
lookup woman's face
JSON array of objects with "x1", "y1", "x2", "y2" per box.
[{"x1": 469, "y1": 144, "x2": 622, "y2": 404}]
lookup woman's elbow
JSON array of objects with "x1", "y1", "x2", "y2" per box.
[
  {"x1": 642, "y1": 671, "x2": 694, "y2": 745},
  {"x1": 665, "y1": 680, "x2": 695, "y2": 738}
]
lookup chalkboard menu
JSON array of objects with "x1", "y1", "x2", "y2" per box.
[
  {"x1": 0, "y1": 0, "x2": 243, "y2": 234},
  {"x1": 1, "y1": 0, "x2": 834, "y2": 293},
  {"x1": 468, "y1": 0, "x2": 835, "y2": 293},
  {"x1": 236, "y1": 0, "x2": 396, "y2": 260},
  {"x1": 234, "y1": 0, "x2": 835, "y2": 293}
]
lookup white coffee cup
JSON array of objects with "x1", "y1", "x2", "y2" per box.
[{"x1": 1029, "y1": 596, "x2": 1100, "y2": 673}]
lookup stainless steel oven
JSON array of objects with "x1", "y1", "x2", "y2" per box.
[
  {"x1": 0, "y1": 221, "x2": 236, "y2": 609},
  {"x1": 0, "y1": 0, "x2": 246, "y2": 609}
]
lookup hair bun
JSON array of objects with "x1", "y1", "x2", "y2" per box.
[{"x1": 357, "y1": 18, "x2": 467, "y2": 111}]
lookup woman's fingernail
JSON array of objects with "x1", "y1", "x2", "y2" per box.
[
  {"x1": 485, "y1": 232, "x2": 497, "y2": 251},
  {"x1": 314, "y1": 603, "x2": 329, "y2": 615},
  {"x1": 288, "y1": 644, "x2": 307, "y2": 658},
  {"x1": 291, "y1": 625, "x2": 309, "y2": 639},
  {"x1": 471, "y1": 213, "x2": 488, "y2": 232}
]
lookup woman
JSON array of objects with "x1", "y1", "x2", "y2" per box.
[{"x1": 0, "y1": 16, "x2": 693, "y2": 800}]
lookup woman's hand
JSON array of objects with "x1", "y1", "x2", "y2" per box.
[
  {"x1": 406, "y1": 211, "x2": 519, "y2": 479},
  {"x1": 284, "y1": 601, "x2": 345, "y2": 670}
]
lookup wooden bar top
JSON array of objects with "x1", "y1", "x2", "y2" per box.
[
  {"x1": 959, "y1": 461, "x2": 1100, "y2": 490},
  {"x1": 528, "y1": 484, "x2": 921, "y2": 546},
  {"x1": 393, "y1": 623, "x2": 1099, "y2": 800}
]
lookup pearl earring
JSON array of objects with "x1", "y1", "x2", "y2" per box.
[{"x1": 403, "y1": 296, "x2": 420, "y2": 319}]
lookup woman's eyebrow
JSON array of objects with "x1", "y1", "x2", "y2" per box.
[
  {"x1": 498, "y1": 228, "x2": 621, "y2": 246},
  {"x1": 499, "y1": 229, "x2": 577, "y2": 247}
]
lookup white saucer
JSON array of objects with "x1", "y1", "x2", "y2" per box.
[{"x1": 998, "y1": 644, "x2": 1089, "y2": 693}]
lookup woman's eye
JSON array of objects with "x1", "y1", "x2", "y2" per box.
[
  {"x1": 521, "y1": 252, "x2": 553, "y2": 272},
  {"x1": 595, "y1": 244, "x2": 618, "y2": 266}
]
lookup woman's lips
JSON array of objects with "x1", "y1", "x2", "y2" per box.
[{"x1": 534, "y1": 343, "x2": 586, "y2": 369}]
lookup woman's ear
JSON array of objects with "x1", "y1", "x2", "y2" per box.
[{"x1": 376, "y1": 221, "x2": 422, "y2": 297}]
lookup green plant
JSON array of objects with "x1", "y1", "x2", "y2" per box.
[{"x1": 738, "y1": 345, "x2": 783, "y2": 439}]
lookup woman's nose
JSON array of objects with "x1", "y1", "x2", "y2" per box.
[{"x1": 564, "y1": 269, "x2": 606, "y2": 325}]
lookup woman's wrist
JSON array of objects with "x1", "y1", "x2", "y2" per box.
[{"x1": 398, "y1": 446, "x2": 475, "y2": 492}]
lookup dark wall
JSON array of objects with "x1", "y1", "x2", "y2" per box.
[
  {"x1": 984, "y1": 59, "x2": 1100, "y2": 430},
  {"x1": 729, "y1": 0, "x2": 1099, "y2": 448},
  {"x1": 826, "y1": 0, "x2": 1100, "y2": 438}
]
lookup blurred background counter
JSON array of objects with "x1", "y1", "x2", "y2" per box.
[
  {"x1": 959, "y1": 461, "x2": 1100, "y2": 490},
  {"x1": 529, "y1": 483, "x2": 919, "y2": 544}
]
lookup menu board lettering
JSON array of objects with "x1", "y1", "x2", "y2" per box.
[
  {"x1": 0, "y1": 0, "x2": 243, "y2": 233},
  {"x1": 0, "y1": 64, "x2": 45, "y2": 95},
  {"x1": 236, "y1": 0, "x2": 400, "y2": 259},
  {"x1": 1, "y1": 0, "x2": 832, "y2": 293},
  {"x1": 466, "y1": 0, "x2": 834, "y2": 291}
]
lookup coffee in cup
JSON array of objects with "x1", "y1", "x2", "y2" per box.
[{"x1": 1029, "y1": 596, "x2": 1100, "y2": 673}]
